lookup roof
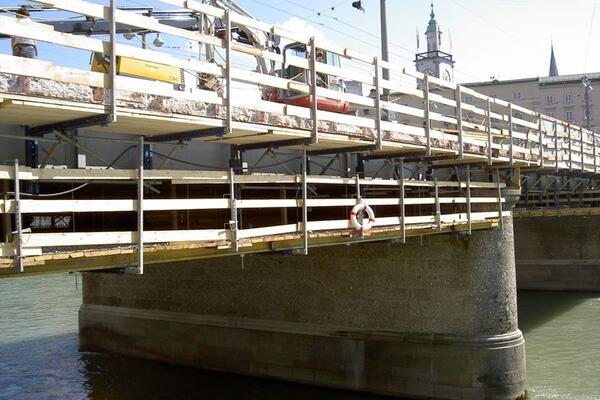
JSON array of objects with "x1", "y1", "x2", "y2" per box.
[
  {"x1": 549, "y1": 44, "x2": 559, "y2": 77},
  {"x1": 464, "y1": 72, "x2": 600, "y2": 88}
]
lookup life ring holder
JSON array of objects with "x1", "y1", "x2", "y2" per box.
[{"x1": 350, "y1": 201, "x2": 376, "y2": 233}]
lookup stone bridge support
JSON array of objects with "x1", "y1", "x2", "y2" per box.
[
  {"x1": 80, "y1": 216, "x2": 525, "y2": 400},
  {"x1": 514, "y1": 214, "x2": 600, "y2": 291}
]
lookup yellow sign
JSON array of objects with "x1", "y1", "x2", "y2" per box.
[{"x1": 91, "y1": 54, "x2": 182, "y2": 85}]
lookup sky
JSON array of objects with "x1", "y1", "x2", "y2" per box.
[{"x1": 0, "y1": 0, "x2": 599, "y2": 83}]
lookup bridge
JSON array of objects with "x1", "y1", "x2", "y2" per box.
[{"x1": 0, "y1": 1, "x2": 599, "y2": 399}]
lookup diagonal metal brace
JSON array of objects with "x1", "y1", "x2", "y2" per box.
[{"x1": 151, "y1": 127, "x2": 228, "y2": 143}]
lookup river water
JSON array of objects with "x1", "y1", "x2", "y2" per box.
[{"x1": 0, "y1": 273, "x2": 599, "y2": 400}]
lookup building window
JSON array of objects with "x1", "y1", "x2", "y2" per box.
[
  {"x1": 565, "y1": 110, "x2": 573, "y2": 121},
  {"x1": 548, "y1": 111, "x2": 556, "y2": 118},
  {"x1": 545, "y1": 95, "x2": 554, "y2": 104},
  {"x1": 464, "y1": 95, "x2": 473, "y2": 104},
  {"x1": 564, "y1": 93, "x2": 573, "y2": 103},
  {"x1": 512, "y1": 92, "x2": 522, "y2": 100}
]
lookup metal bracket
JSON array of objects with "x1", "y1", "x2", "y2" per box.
[
  {"x1": 151, "y1": 127, "x2": 227, "y2": 143},
  {"x1": 237, "y1": 138, "x2": 310, "y2": 152},
  {"x1": 26, "y1": 114, "x2": 112, "y2": 136}
]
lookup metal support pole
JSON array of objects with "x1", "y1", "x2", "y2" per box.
[
  {"x1": 13, "y1": 160, "x2": 23, "y2": 273},
  {"x1": 496, "y1": 169, "x2": 503, "y2": 229},
  {"x1": 224, "y1": 10, "x2": 233, "y2": 135},
  {"x1": 399, "y1": 158, "x2": 405, "y2": 243},
  {"x1": 380, "y1": 0, "x2": 390, "y2": 97},
  {"x1": 487, "y1": 99, "x2": 493, "y2": 165},
  {"x1": 466, "y1": 165, "x2": 471, "y2": 235},
  {"x1": 229, "y1": 167, "x2": 238, "y2": 252},
  {"x1": 109, "y1": 0, "x2": 117, "y2": 122},
  {"x1": 456, "y1": 85, "x2": 464, "y2": 159},
  {"x1": 424, "y1": 74, "x2": 431, "y2": 156},
  {"x1": 309, "y1": 37, "x2": 319, "y2": 144},
  {"x1": 507, "y1": 103, "x2": 514, "y2": 166},
  {"x1": 301, "y1": 149, "x2": 308, "y2": 254},
  {"x1": 434, "y1": 177, "x2": 441, "y2": 231},
  {"x1": 538, "y1": 115, "x2": 544, "y2": 168},
  {"x1": 373, "y1": 57, "x2": 383, "y2": 150},
  {"x1": 136, "y1": 136, "x2": 144, "y2": 274}
]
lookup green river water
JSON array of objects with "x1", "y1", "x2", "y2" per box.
[{"x1": 0, "y1": 274, "x2": 599, "y2": 399}]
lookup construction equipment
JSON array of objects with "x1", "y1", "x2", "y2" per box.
[{"x1": 263, "y1": 42, "x2": 350, "y2": 114}]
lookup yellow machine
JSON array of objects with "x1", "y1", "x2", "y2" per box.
[{"x1": 91, "y1": 53, "x2": 183, "y2": 85}]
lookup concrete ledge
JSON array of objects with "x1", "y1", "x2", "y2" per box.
[{"x1": 80, "y1": 304, "x2": 526, "y2": 400}]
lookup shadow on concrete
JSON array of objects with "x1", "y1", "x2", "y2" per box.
[
  {"x1": 517, "y1": 290, "x2": 597, "y2": 333},
  {"x1": 0, "y1": 333, "x2": 396, "y2": 400}
]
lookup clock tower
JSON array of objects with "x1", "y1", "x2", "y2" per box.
[{"x1": 415, "y1": 3, "x2": 455, "y2": 83}]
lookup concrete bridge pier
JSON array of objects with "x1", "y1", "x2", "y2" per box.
[
  {"x1": 515, "y1": 214, "x2": 600, "y2": 291},
  {"x1": 79, "y1": 216, "x2": 526, "y2": 400}
]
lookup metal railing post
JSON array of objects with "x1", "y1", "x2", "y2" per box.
[
  {"x1": 13, "y1": 159, "x2": 23, "y2": 273},
  {"x1": 487, "y1": 99, "x2": 493, "y2": 165},
  {"x1": 456, "y1": 85, "x2": 464, "y2": 159},
  {"x1": 508, "y1": 103, "x2": 514, "y2": 166},
  {"x1": 538, "y1": 115, "x2": 544, "y2": 168},
  {"x1": 580, "y1": 127, "x2": 585, "y2": 172},
  {"x1": 374, "y1": 57, "x2": 383, "y2": 150},
  {"x1": 309, "y1": 37, "x2": 319, "y2": 144},
  {"x1": 224, "y1": 10, "x2": 233, "y2": 135},
  {"x1": 423, "y1": 74, "x2": 431, "y2": 156},
  {"x1": 137, "y1": 136, "x2": 144, "y2": 274},
  {"x1": 109, "y1": 0, "x2": 117, "y2": 122},
  {"x1": 567, "y1": 123, "x2": 572, "y2": 170},
  {"x1": 496, "y1": 169, "x2": 504, "y2": 229},
  {"x1": 554, "y1": 122, "x2": 559, "y2": 172},
  {"x1": 593, "y1": 132, "x2": 598, "y2": 174},
  {"x1": 399, "y1": 158, "x2": 405, "y2": 243},
  {"x1": 302, "y1": 149, "x2": 309, "y2": 254},
  {"x1": 228, "y1": 167, "x2": 238, "y2": 253},
  {"x1": 434, "y1": 177, "x2": 441, "y2": 230},
  {"x1": 466, "y1": 165, "x2": 471, "y2": 235}
]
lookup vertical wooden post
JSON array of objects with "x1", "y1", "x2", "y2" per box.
[
  {"x1": 136, "y1": 136, "x2": 144, "y2": 274},
  {"x1": 373, "y1": 57, "x2": 383, "y2": 150},
  {"x1": 487, "y1": 98, "x2": 493, "y2": 165},
  {"x1": 224, "y1": 10, "x2": 233, "y2": 135},
  {"x1": 423, "y1": 74, "x2": 431, "y2": 156},
  {"x1": 229, "y1": 167, "x2": 238, "y2": 253},
  {"x1": 456, "y1": 85, "x2": 464, "y2": 159},
  {"x1": 13, "y1": 160, "x2": 23, "y2": 273},
  {"x1": 508, "y1": 103, "x2": 514, "y2": 166},
  {"x1": 309, "y1": 37, "x2": 319, "y2": 144}
]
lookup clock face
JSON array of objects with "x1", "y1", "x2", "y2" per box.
[{"x1": 442, "y1": 69, "x2": 452, "y2": 82}]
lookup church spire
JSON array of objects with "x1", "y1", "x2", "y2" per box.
[{"x1": 549, "y1": 42, "x2": 559, "y2": 77}]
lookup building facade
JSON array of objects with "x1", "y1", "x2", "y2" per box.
[{"x1": 465, "y1": 50, "x2": 599, "y2": 132}]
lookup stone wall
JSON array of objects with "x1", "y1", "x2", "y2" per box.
[
  {"x1": 80, "y1": 216, "x2": 526, "y2": 400},
  {"x1": 514, "y1": 215, "x2": 600, "y2": 291}
]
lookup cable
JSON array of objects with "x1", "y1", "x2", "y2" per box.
[
  {"x1": 149, "y1": 149, "x2": 225, "y2": 170},
  {"x1": 15, "y1": 145, "x2": 136, "y2": 198}
]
